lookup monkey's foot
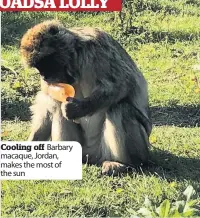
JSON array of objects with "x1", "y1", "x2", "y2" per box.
[{"x1": 101, "y1": 161, "x2": 129, "y2": 176}]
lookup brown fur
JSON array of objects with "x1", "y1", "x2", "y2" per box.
[{"x1": 20, "y1": 20, "x2": 62, "y2": 67}]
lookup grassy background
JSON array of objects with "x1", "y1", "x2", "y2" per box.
[{"x1": 1, "y1": 0, "x2": 200, "y2": 216}]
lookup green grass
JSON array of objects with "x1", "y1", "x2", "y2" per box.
[
  {"x1": 1, "y1": 1, "x2": 200, "y2": 216},
  {"x1": 1, "y1": 125, "x2": 200, "y2": 216}
]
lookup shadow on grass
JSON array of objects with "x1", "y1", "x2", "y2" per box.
[
  {"x1": 151, "y1": 105, "x2": 200, "y2": 127},
  {"x1": 146, "y1": 148, "x2": 200, "y2": 184},
  {"x1": 1, "y1": 99, "x2": 31, "y2": 121}
]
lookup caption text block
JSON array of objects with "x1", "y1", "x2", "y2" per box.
[{"x1": 0, "y1": 141, "x2": 82, "y2": 180}]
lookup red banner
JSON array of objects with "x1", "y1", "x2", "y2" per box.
[{"x1": 0, "y1": 0, "x2": 122, "y2": 11}]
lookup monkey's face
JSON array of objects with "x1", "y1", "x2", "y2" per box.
[
  {"x1": 20, "y1": 21, "x2": 77, "y2": 84},
  {"x1": 35, "y1": 53, "x2": 76, "y2": 85},
  {"x1": 20, "y1": 20, "x2": 78, "y2": 85}
]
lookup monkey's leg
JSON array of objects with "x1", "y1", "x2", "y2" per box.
[
  {"x1": 101, "y1": 104, "x2": 150, "y2": 176},
  {"x1": 28, "y1": 92, "x2": 52, "y2": 141},
  {"x1": 100, "y1": 113, "x2": 130, "y2": 176},
  {"x1": 51, "y1": 105, "x2": 83, "y2": 143}
]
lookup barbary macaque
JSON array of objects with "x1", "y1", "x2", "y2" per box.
[{"x1": 20, "y1": 20, "x2": 152, "y2": 176}]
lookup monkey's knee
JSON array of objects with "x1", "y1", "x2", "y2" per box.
[{"x1": 52, "y1": 105, "x2": 83, "y2": 142}]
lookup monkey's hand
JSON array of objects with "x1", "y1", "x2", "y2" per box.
[
  {"x1": 62, "y1": 84, "x2": 128, "y2": 119},
  {"x1": 61, "y1": 97, "x2": 83, "y2": 120}
]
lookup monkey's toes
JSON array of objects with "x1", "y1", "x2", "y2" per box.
[{"x1": 101, "y1": 161, "x2": 128, "y2": 176}]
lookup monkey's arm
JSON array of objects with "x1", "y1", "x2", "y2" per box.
[{"x1": 64, "y1": 83, "x2": 128, "y2": 120}]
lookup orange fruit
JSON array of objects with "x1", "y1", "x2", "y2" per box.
[{"x1": 41, "y1": 79, "x2": 75, "y2": 102}]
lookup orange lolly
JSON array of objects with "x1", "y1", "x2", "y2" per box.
[{"x1": 48, "y1": 83, "x2": 75, "y2": 102}]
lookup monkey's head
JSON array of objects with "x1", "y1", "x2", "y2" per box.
[{"x1": 20, "y1": 20, "x2": 79, "y2": 84}]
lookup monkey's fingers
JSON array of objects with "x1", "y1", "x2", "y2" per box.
[
  {"x1": 66, "y1": 97, "x2": 81, "y2": 104},
  {"x1": 66, "y1": 97, "x2": 74, "y2": 102}
]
